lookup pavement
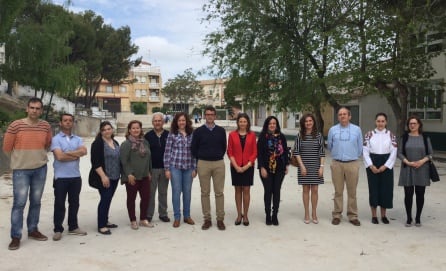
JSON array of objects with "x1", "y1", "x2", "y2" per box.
[{"x1": 1, "y1": 130, "x2": 446, "y2": 271}]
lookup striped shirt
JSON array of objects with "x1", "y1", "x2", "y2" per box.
[
  {"x1": 164, "y1": 132, "x2": 196, "y2": 170},
  {"x1": 2, "y1": 119, "x2": 52, "y2": 170}
]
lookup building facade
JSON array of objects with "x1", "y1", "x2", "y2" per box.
[{"x1": 95, "y1": 61, "x2": 163, "y2": 114}]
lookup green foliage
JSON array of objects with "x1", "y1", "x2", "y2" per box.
[
  {"x1": 202, "y1": 0, "x2": 446, "y2": 134},
  {"x1": 163, "y1": 68, "x2": 203, "y2": 111},
  {"x1": 131, "y1": 102, "x2": 147, "y2": 114}
]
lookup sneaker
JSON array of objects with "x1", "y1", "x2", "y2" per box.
[
  {"x1": 53, "y1": 232, "x2": 62, "y2": 241},
  {"x1": 8, "y1": 238, "x2": 20, "y2": 250},
  {"x1": 28, "y1": 230, "x2": 48, "y2": 241},
  {"x1": 68, "y1": 228, "x2": 87, "y2": 236}
]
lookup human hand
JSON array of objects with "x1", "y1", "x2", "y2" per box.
[
  {"x1": 260, "y1": 168, "x2": 268, "y2": 178},
  {"x1": 101, "y1": 176, "x2": 110, "y2": 188}
]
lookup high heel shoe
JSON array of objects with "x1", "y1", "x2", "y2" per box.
[
  {"x1": 243, "y1": 216, "x2": 249, "y2": 226},
  {"x1": 235, "y1": 214, "x2": 243, "y2": 226}
]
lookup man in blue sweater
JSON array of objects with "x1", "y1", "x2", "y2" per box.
[{"x1": 191, "y1": 106, "x2": 227, "y2": 230}]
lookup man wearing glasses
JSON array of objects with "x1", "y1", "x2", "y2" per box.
[
  {"x1": 327, "y1": 107, "x2": 363, "y2": 226},
  {"x1": 191, "y1": 106, "x2": 227, "y2": 230}
]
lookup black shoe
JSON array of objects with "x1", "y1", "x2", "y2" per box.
[
  {"x1": 381, "y1": 217, "x2": 390, "y2": 224},
  {"x1": 266, "y1": 214, "x2": 272, "y2": 226},
  {"x1": 415, "y1": 218, "x2": 421, "y2": 227},
  {"x1": 98, "y1": 228, "x2": 111, "y2": 235},
  {"x1": 405, "y1": 218, "x2": 413, "y2": 227},
  {"x1": 106, "y1": 222, "x2": 118, "y2": 228},
  {"x1": 159, "y1": 216, "x2": 171, "y2": 222},
  {"x1": 371, "y1": 217, "x2": 379, "y2": 224},
  {"x1": 272, "y1": 214, "x2": 279, "y2": 226},
  {"x1": 147, "y1": 217, "x2": 152, "y2": 222}
]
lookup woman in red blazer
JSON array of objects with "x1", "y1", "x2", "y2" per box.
[{"x1": 227, "y1": 113, "x2": 257, "y2": 226}]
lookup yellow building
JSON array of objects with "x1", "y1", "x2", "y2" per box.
[{"x1": 96, "y1": 61, "x2": 163, "y2": 114}]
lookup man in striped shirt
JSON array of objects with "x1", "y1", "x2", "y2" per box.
[{"x1": 3, "y1": 97, "x2": 52, "y2": 250}]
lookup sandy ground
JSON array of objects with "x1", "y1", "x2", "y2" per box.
[{"x1": 1, "y1": 136, "x2": 446, "y2": 271}]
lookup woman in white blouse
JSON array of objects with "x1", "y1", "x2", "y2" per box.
[{"x1": 363, "y1": 113, "x2": 397, "y2": 224}]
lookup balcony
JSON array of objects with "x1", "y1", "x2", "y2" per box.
[
  {"x1": 149, "y1": 83, "x2": 160, "y2": 88},
  {"x1": 149, "y1": 96, "x2": 160, "y2": 102}
]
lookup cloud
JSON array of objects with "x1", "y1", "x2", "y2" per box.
[
  {"x1": 134, "y1": 35, "x2": 211, "y2": 82},
  {"x1": 54, "y1": 0, "x2": 215, "y2": 82}
]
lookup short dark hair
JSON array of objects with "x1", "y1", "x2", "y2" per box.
[
  {"x1": 60, "y1": 113, "x2": 74, "y2": 121},
  {"x1": 204, "y1": 106, "x2": 216, "y2": 114},
  {"x1": 27, "y1": 97, "x2": 43, "y2": 107}
]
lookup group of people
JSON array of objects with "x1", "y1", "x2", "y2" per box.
[
  {"x1": 3, "y1": 98, "x2": 436, "y2": 251},
  {"x1": 295, "y1": 107, "x2": 434, "y2": 229}
]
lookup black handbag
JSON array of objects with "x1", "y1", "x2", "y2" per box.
[
  {"x1": 429, "y1": 161, "x2": 440, "y2": 182},
  {"x1": 88, "y1": 168, "x2": 103, "y2": 189}
]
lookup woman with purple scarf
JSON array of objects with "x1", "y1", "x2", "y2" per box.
[{"x1": 120, "y1": 120, "x2": 153, "y2": 230}]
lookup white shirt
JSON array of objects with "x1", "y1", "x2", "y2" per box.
[{"x1": 362, "y1": 129, "x2": 397, "y2": 169}]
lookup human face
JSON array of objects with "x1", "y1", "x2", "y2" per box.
[
  {"x1": 60, "y1": 115, "x2": 74, "y2": 133},
  {"x1": 129, "y1": 123, "x2": 142, "y2": 138},
  {"x1": 408, "y1": 118, "x2": 420, "y2": 133},
  {"x1": 26, "y1": 102, "x2": 43, "y2": 121},
  {"x1": 177, "y1": 115, "x2": 186, "y2": 130},
  {"x1": 152, "y1": 115, "x2": 164, "y2": 131},
  {"x1": 204, "y1": 110, "x2": 216, "y2": 125},
  {"x1": 268, "y1": 118, "x2": 277, "y2": 133},
  {"x1": 337, "y1": 108, "x2": 351, "y2": 126},
  {"x1": 101, "y1": 124, "x2": 114, "y2": 139},
  {"x1": 238, "y1": 117, "x2": 248, "y2": 131},
  {"x1": 375, "y1": 115, "x2": 387, "y2": 131},
  {"x1": 304, "y1": 116, "x2": 314, "y2": 132}
]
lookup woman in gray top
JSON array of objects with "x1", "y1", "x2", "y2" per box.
[
  {"x1": 120, "y1": 120, "x2": 152, "y2": 230},
  {"x1": 398, "y1": 115, "x2": 433, "y2": 227}
]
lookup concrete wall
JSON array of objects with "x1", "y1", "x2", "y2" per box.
[{"x1": 73, "y1": 115, "x2": 102, "y2": 138}]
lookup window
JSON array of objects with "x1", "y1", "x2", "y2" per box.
[
  {"x1": 414, "y1": 32, "x2": 445, "y2": 54},
  {"x1": 408, "y1": 81, "x2": 443, "y2": 120},
  {"x1": 141, "y1": 90, "x2": 147, "y2": 97},
  {"x1": 120, "y1": 86, "x2": 127, "y2": 93},
  {"x1": 106, "y1": 86, "x2": 112, "y2": 93},
  {"x1": 135, "y1": 90, "x2": 141, "y2": 98}
]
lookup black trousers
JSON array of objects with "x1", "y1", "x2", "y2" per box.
[
  {"x1": 53, "y1": 177, "x2": 82, "y2": 232},
  {"x1": 260, "y1": 171, "x2": 285, "y2": 215}
]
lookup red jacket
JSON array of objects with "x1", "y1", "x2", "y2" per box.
[{"x1": 227, "y1": 130, "x2": 257, "y2": 167}]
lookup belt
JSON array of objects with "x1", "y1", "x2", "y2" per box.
[{"x1": 334, "y1": 159, "x2": 356, "y2": 163}]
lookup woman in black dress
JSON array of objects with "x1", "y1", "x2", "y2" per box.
[{"x1": 227, "y1": 113, "x2": 257, "y2": 226}]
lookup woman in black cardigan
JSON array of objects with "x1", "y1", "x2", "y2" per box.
[
  {"x1": 257, "y1": 116, "x2": 289, "y2": 226},
  {"x1": 89, "y1": 121, "x2": 120, "y2": 234}
]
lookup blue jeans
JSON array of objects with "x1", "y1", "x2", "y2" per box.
[
  {"x1": 53, "y1": 177, "x2": 82, "y2": 232},
  {"x1": 170, "y1": 167, "x2": 193, "y2": 220},
  {"x1": 11, "y1": 165, "x2": 48, "y2": 239},
  {"x1": 97, "y1": 179, "x2": 119, "y2": 229}
]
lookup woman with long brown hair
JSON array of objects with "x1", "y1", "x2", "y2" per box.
[
  {"x1": 164, "y1": 112, "x2": 196, "y2": 228},
  {"x1": 293, "y1": 113, "x2": 325, "y2": 224}
]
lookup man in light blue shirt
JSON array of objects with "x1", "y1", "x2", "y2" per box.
[
  {"x1": 51, "y1": 114, "x2": 87, "y2": 241},
  {"x1": 327, "y1": 107, "x2": 363, "y2": 226}
]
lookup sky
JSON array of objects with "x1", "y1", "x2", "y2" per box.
[{"x1": 53, "y1": 0, "x2": 217, "y2": 82}]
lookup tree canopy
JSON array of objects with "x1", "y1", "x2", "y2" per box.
[
  {"x1": 202, "y1": 0, "x2": 446, "y2": 135},
  {"x1": 163, "y1": 68, "x2": 203, "y2": 112}
]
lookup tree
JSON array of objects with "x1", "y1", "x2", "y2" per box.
[
  {"x1": 202, "y1": 0, "x2": 364, "y2": 132},
  {"x1": 0, "y1": 0, "x2": 25, "y2": 42},
  {"x1": 0, "y1": 2, "x2": 79, "y2": 118},
  {"x1": 69, "y1": 11, "x2": 140, "y2": 108},
  {"x1": 163, "y1": 68, "x2": 203, "y2": 112}
]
